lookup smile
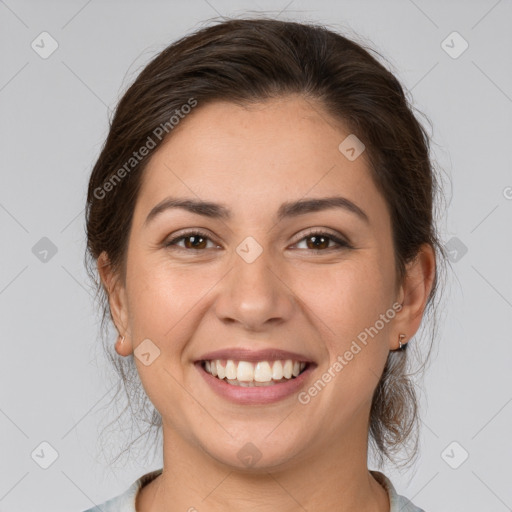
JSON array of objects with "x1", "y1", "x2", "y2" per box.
[{"x1": 202, "y1": 359, "x2": 308, "y2": 386}]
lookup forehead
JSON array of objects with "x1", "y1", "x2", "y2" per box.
[{"x1": 134, "y1": 96, "x2": 389, "y2": 229}]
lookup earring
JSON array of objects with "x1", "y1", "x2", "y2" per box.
[{"x1": 398, "y1": 333, "x2": 407, "y2": 351}]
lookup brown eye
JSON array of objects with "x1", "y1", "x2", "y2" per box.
[
  {"x1": 165, "y1": 230, "x2": 218, "y2": 251},
  {"x1": 294, "y1": 231, "x2": 350, "y2": 252}
]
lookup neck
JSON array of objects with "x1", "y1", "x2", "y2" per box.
[{"x1": 137, "y1": 414, "x2": 389, "y2": 512}]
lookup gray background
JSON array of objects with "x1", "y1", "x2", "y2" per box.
[{"x1": 1, "y1": 0, "x2": 511, "y2": 510}]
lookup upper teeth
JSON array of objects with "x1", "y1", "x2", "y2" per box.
[{"x1": 204, "y1": 359, "x2": 306, "y2": 382}]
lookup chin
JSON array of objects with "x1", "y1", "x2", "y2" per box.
[{"x1": 196, "y1": 429, "x2": 310, "y2": 473}]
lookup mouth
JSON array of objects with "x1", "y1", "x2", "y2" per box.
[
  {"x1": 194, "y1": 348, "x2": 315, "y2": 405},
  {"x1": 200, "y1": 359, "x2": 310, "y2": 387}
]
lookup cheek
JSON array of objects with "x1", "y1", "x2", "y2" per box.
[
  {"x1": 300, "y1": 259, "x2": 392, "y2": 396},
  {"x1": 295, "y1": 258, "x2": 392, "y2": 343},
  {"x1": 125, "y1": 251, "x2": 218, "y2": 353},
  {"x1": 330, "y1": 265, "x2": 395, "y2": 388},
  {"x1": 124, "y1": 252, "x2": 181, "y2": 342},
  {"x1": 124, "y1": 258, "x2": 195, "y2": 418}
]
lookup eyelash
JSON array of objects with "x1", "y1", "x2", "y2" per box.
[{"x1": 164, "y1": 229, "x2": 351, "y2": 253}]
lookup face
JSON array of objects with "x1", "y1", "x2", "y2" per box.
[{"x1": 102, "y1": 95, "x2": 414, "y2": 471}]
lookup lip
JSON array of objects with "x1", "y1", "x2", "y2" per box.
[
  {"x1": 195, "y1": 360, "x2": 316, "y2": 405},
  {"x1": 196, "y1": 348, "x2": 314, "y2": 364}
]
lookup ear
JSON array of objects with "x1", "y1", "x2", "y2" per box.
[
  {"x1": 392, "y1": 243, "x2": 436, "y2": 350},
  {"x1": 97, "y1": 251, "x2": 133, "y2": 356}
]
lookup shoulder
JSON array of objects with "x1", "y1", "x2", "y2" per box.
[
  {"x1": 370, "y1": 470, "x2": 427, "y2": 512},
  {"x1": 80, "y1": 468, "x2": 163, "y2": 512}
]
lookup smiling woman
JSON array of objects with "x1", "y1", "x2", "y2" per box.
[{"x1": 82, "y1": 16, "x2": 447, "y2": 512}]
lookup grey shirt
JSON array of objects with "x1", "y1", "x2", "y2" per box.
[{"x1": 82, "y1": 468, "x2": 425, "y2": 511}]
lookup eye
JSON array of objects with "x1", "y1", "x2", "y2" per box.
[
  {"x1": 164, "y1": 229, "x2": 219, "y2": 251},
  {"x1": 292, "y1": 230, "x2": 351, "y2": 252}
]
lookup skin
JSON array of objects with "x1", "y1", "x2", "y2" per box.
[{"x1": 98, "y1": 95, "x2": 436, "y2": 512}]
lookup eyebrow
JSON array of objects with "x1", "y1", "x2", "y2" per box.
[{"x1": 143, "y1": 195, "x2": 370, "y2": 227}]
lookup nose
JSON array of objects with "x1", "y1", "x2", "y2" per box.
[{"x1": 213, "y1": 245, "x2": 295, "y2": 332}]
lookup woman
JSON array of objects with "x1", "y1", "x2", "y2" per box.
[{"x1": 83, "y1": 16, "x2": 445, "y2": 512}]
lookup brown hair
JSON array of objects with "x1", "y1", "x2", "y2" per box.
[{"x1": 85, "y1": 16, "x2": 448, "y2": 471}]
